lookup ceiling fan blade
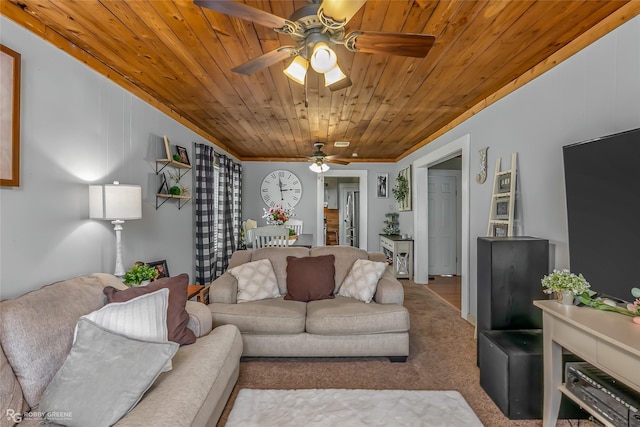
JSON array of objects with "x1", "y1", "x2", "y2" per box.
[
  {"x1": 318, "y1": 0, "x2": 367, "y2": 27},
  {"x1": 327, "y1": 158, "x2": 350, "y2": 165},
  {"x1": 347, "y1": 31, "x2": 436, "y2": 58},
  {"x1": 232, "y1": 47, "x2": 297, "y2": 75},
  {"x1": 194, "y1": 0, "x2": 289, "y2": 29}
]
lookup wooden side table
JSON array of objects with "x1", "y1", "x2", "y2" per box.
[{"x1": 186, "y1": 285, "x2": 208, "y2": 303}]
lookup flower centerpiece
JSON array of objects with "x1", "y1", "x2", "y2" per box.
[
  {"x1": 541, "y1": 269, "x2": 590, "y2": 305},
  {"x1": 262, "y1": 205, "x2": 293, "y2": 226}
]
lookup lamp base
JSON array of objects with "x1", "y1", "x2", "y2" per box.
[{"x1": 112, "y1": 220, "x2": 125, "y2": 277}]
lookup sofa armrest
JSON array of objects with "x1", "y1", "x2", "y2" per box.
[
  {"x1": 185, "y1": 301, "x2": 213, "y2": 337},
  {"x1": 209, "y1": 272, "x2": 238, "y2": 304},
  {"x1": 374, "y1": 270, "x2": 404, "y2": 305}
]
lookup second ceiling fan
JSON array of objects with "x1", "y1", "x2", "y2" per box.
[{"x1": 194, "y1": 0, "x2": 436, "y2": 91}]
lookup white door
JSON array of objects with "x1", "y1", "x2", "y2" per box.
[{"x1": 428, "y1": 173, "x2": 457, "y2": 275}]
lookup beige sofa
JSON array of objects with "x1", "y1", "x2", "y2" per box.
[
  {"x1": 208, "y1": 246, "x2": 410, "y2": 361},
  {"x1": 0, "y1": 273, "x2": 242, "y2": 427}
]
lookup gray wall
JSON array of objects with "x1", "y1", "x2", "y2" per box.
[
  {"x1": 0, "y1": 17, "x2": 235, "y2": 299},
  {"x1": 243, "y1": 162, "x2": 400, "y2": 251},
  {"x1": 397, "y1": 15, "x2": 640, "y2": 318}
]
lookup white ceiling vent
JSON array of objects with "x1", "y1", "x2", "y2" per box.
[{"x1": 334, "y1": 141, "x2": 350, "y2": 147}]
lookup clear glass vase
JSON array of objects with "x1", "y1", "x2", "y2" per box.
[{"x1": 558, "y1": 290, "x2": 574, "y2": 305}]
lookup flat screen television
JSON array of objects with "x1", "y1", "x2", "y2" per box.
[{"x1": 563, "y1": 127, "x2": 640, "y2": 303}]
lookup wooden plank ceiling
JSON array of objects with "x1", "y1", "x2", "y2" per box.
[{"x1": 2, "y1": 1, "x2": 637, "y2": 163}]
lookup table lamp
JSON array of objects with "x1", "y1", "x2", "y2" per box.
[{"x1": 89, "y1": 181, "x2": 142, "y2": 277}]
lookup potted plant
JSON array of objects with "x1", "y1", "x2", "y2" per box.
[
  {"x1": 123, "y1": 262, "x2": 158, "y2": 286},
  {"x1": 541, "y1": 269, "x2": 590, "y2": 305}
]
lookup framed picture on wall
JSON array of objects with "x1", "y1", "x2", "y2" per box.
[
  {"x1": 395, "y1": 166, "x2": 412, "y2": 211},
  {"x1": 376, "y1": 173, "x2": 388, "y2": 198},
  {"x1": 497, "y1": 173, "x2": 511, "y2": 193},
  {"x1": 494, "y1": 200, "x2": 509, "y2": 219},
  {"x1": 146, "y1": 260, "x2": 170, "y2": 279},
  {"x1": 1, "y1": 44, "x2": 21, "y2": 187},
  {"x1": 492, "y1": 223, "x2": 508, "y2": 237}
]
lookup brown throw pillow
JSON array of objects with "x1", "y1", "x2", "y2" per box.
[
  {"x1": 285, "y1": 255, "x2": 336, "y2": 302},
  {"x1": 103, "y1": 273, "x2": 196, "y2": 345}
]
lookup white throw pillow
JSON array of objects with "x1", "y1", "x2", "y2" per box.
[
  {"x1": 79, "y1": 288, "x2": 172, "y2": 371},
  {"x1": 338, "y1": 259, "x2": 388, "y2": 303},
  {"x1": 229, "y1": 258, "x2": 280, "y2": 303}
]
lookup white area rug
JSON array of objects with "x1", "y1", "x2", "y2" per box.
[{"x1": 226, "y1": 389, "x2": 484, "y2": 426}]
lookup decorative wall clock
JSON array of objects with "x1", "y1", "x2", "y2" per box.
[{"x1": 260, "y1": 170, "x2": 302, "y2": 208}]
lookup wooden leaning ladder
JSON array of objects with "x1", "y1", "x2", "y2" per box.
[{"x1": 487, "y1": 153, "x2": 517, "y2": 237}]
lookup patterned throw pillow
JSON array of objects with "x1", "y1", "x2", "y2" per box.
[
  {"x1": 229, "y1": 259, "x2": 280, "y2": 303},
  {"x1": 337, "y1": 259, "x2": 388, "y2": 303}
]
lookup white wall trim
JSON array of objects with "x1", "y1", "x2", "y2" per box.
[
  {"x1": 316, "y1": 170, "x2": 368, "y2": 249},
  {"x1": 413, "y1": 134, "x2": 471, "y2": 319}
]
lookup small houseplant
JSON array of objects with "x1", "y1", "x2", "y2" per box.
[
  {"x1": 123, "y1": 263, "x2": 158, "y2": 286},
  {"x1": 541, "y1": 269, "x2": 590, "y2": 305}
]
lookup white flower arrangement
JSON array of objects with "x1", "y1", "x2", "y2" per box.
[{"x1": 541, "y1": 269, "x2": 590, "y2": 295}]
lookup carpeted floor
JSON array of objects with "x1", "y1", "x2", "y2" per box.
[{"x1": 216, "y1": 283, "x2": 585, "y2": 426}]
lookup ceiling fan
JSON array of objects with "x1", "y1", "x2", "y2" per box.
[
  {"x1": 307, "y1": 142, "x2": 350, "y2": 173},
  {"x1": 194, "y1": 0, "x2": 436, "y2": 91}
]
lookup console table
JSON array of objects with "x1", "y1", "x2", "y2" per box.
[
  {"x1": 379, "y1": 234, "x2": 413, "y2": 279},
  {"x1": 534, "y1": 300, "x2": 640, "y2": 427}
]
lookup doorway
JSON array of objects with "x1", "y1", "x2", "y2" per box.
[
  {"x1": 413, "y1": 134, "x2": 471, "y2": 321},
  {"x1": 315, "y1": 170, "x2": 368, "y2": 249}
]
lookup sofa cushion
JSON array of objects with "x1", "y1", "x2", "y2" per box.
[
  {"x1": 39, "y1": 318, "x2": 178, "y2": 427},
  {"x1": 228, "y1": 259, "x2": 280, "y2": 303},
  {"x1": 251, "y1": 247, "x2": 310, "y2": 294},
  {"x1": 310, "y1": 246, "x2": 369, "y2": 291},
  {"x1": 337, "y1": 259, "x2": 388, "y2": 303},
  {"x1": 306, "y1": 296, "x2": 410, "y2": 335},
  {"x1": 104, "y1": 273, "x2": 196, "y2": 346},
  {"x1": 210, "y1": 298, "x2": 306, "y2": 334},
  {"x1": 285, "y1": 255, "x2": 335, "y2": 302},
  {"x1": 114, "y1": 325, "x2": 243, "y2": 427},
  {"x1": 0, "y1": 343, "x2": 24, "y2": 426},
  {"x1": 0, "y1": 275, "x2": 106, "y2": 409}
]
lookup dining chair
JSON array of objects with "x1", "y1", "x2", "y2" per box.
[
  {"x1": 243, "y1": 219, "x2": 257, "y2": 247},
  {"x1": 253, "y1": 226, "x2": 290, "y2": 249},
  {"x1": 284, "y1": 219, "x2": 303, "y2": 235}
]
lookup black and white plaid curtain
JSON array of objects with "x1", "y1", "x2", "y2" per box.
[
  {"x1": 194, "y1": 144, "x2": 242, "y2": 284},
  {"x1": 215, "y1": 154, "x2": 242, "y2": 277}
]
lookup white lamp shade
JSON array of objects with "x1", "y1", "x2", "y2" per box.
[
  {"x1": 310, "y1": 42, "x2": 338, "y2": 73},
  {"x1": 309, "y1": 162, "x2": 330, "y2": 173},
  {"x1": 283, "y1": 56, "x2": 308, "y2": 85},
  {"x1": 324, "y1": 64, "x2": 347, "y2": 86},
  {"x1": 89, "y1": 183, "x2": 142, "y2": 220}
]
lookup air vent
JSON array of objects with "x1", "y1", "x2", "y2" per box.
[{"x1": 334, "y1": 141, "x2": 350, "y2": 147}]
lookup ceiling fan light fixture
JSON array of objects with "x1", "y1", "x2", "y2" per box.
[
  {"x1": 309, "y1": 161, "x2": 330, "y2": 173},
  {"x1": 323, "y1": 64, "x2": 346, "y2": 86},
  {"x1": 310, "y1": 42, "x2": 337, "y2": 73},
  {"x1": 283, "y1": 56, "x2": 308, "y2": 85}
]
